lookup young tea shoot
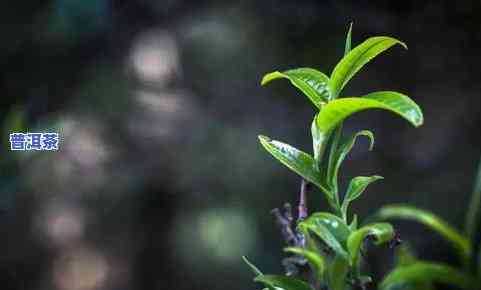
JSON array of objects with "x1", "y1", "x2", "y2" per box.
[{"x1": 244, "y1": 23, "x2": 425, "y2": 290}]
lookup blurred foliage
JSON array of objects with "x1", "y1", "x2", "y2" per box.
[{"x1": 376, "y1": 158, "x2": 481, "y2": 289}]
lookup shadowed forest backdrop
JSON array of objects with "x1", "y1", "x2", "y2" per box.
[{"x1": 0, "y1": 1, "x2": 480, "y2": 290}]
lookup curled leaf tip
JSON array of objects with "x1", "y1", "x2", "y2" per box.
[
  {"x1": 389, "y1": 38, "x2": 408, "y2": 50},
  {"x1": 261, "y1": 71, "x2": 282, "y2": 86},
  {"x1": 415, "y1": 113, "x2": 424, "y2": 127},
  {"x1": 258, "y1": 135, "x2": 271, "y2": 142},
  {"x1": 360, "y1": 130, "x2": 375, "y2": 151}
]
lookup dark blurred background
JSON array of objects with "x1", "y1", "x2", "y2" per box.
[{"x1": 1, "y1": 1, "x2": 480, "y2": 290}]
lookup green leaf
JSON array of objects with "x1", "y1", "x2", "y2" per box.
[
  {"x1": 243, "y1": 257, "x2": 279, "y2": 290},
  {"x1": 376, "y1": 205, "x2": 471, "y2": 262},
  {"x1": 349, "y1": 214, "x2": 358, "y2": 231},
  {"x1": 347, "y1": 223, "x2": 394, "y2": 269},
  {"x1": 299, "y1": 213, "x2": 350, "y2": 260},
  {"x1": 363, "y1": 91, "x2": 423, "y2": 125},
  {"x1": 311, "y1": 115, "x2": 329, "y2": 163},
  {"x1": 326, "y1": 123, "x2": 344, "y2": 197},
  {"x1": 390, "y1": 245, "x2": 440, "y2": 290},
  {"x1": 242, "y1": 256, "x2": 263, "y2": 276},
  {"x1": 261, "y1": 68, "x2": 331, "y2": 107},
  {"x1": 258, "y1": 135, "x2": 330, "y2": 196},
  {"x1": 329, "y1": 255, "x2": 350, "y2": 290},
  {"x1": 383, "y1": 282, "x2": 435, "y2": 290},
  {"x1": 299, "y1": 221, "x2": 348, "y2": 260},
  {"x1": 344, "y1": 22, "x2": 353, "y2": 57},
  {"x1": 328, "y1": 130, "x2": 375, "y2": 190},
  {"x1": 305, "y1": 213, "x2": 351, "y2": 245},
  {"x1": 380, "y1": 262, "x2": 477, "y2": 290},
  {"x1": 302, "y1": 227, "x2": 323, "y2": 254},
  {"x1": 341, "y1": 175, "x2": 383, "y2": 216},
  {"x1": 330, "y1": 36, "x2": 407, "y2": 97},
  {"x1": 395, "y1": 244, "x2": 418, "y2": 267},
  {"x1": 285, "y1": 247, "x2": 325, "y2": 279},
  {"x1": 465, "y1": 157, "x2": 481, "y2": 243},
  {"x1": 316, "y1": 92, "x2": 423, "y2": 137},
  {"x1": 254, "y1": 275, "x2": 314, "y2": 290}
]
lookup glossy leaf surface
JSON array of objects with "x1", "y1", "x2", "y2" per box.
[
  {"x1": 304, "y1": 213, "x2": 351, "y2": 245},
  {"x1": 299, "y1": 213, "x2": 350, "y2": 259},
  {"x1": 330, "y1": 36, "x2": 407, "y2": 97},
  {"x1": 347, "y1": 223, "x2": 394, "y2": 268},
  {"x1": 258, "y1": 135, "x2": 329, "y2": 195},
  {"x1": 316, "y1": 92, "x2": 423, "y2": 137},
  {"x1": 376, "y1": 205, "x2": 470, "y2": 262},
  {"x1": 380, "y1": 262, "x2": 477, "y2": 290},
  {"x1": 255, "y1": 275, "x2": 314, "y2": 290},
  {"x1": 262, "y1": 68, "x2": 331, "y2": 107}
]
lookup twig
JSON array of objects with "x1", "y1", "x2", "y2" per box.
[
  {"x1": 272, "y1": 205, "x2": 299, "y2": 247},
  {"x1": 297, "y1": 179, "x2": 309, "y2": 222}
]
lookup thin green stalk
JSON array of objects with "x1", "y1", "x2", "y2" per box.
[
  {"x1": 325, "y1": 22, "x2": 350, "y2": 217},
  {"x1": 341, "y1": 205, "x2": 348, "y2": 223},
  {"x1": 327, "y1": 122, "x2": 343, "y2": 216}
]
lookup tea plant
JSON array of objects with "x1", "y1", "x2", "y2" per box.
[
  {"x1": 375, "y1": 158, "x2": 481, "y2": 290},
  {"x1": 243, "y1": 24, "x2": 424, "y2": 290}
]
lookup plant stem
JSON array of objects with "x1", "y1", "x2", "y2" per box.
[
  {"x1": 327, "y1": 122, "x2": 344, "y2": 216},
  {"x1": 341, "y1": 208, "x2": 347, "y2": 223},
  {"x1": 298, "y1": 179, "x2": 309, "y2": 222},
  {"x1": 272, "y1": 206, "x2": 299, "y2": 247}
]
